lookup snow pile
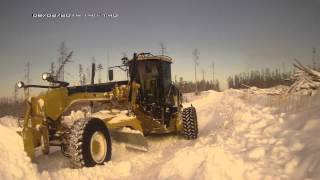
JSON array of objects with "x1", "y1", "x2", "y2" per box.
[
  {"x1": 62, "y1": 110, "x2": 90, "y2": 127},
  {"x1": 0, "y1": 124, "x2": 38, "y2": 180},
  {"x1": 158, "y1": 146, "x2": 246, "y2": 180},
  {"x1": 63, "y1": 110, "x2": 135, "y2": 126},
  {"x1": 0, "y1": 116, "x2": 20, "y2": 128},
  {"x1": 182, "y1": 91, "x2": 214, "y2": 102},
  {"x1": 235, "y1": 90, "x2": 320, "y2": 179},
  {"x1": 182, "y1": 89, "x2": 320, "y2": 179},
  {"x1": 223, "y1": 94, "x2": 291, "y2": 179},
  {"x1": 40, "y1": 161, "x2": 132, "y2": 180},
  {"x1": 108, "y1": 111, "x2": 136, "y2": 124},
  {"x1": 0, "y1": 89, "x2": 319, "y2": 179},
  {"x1": 180, "y1": 89, "x2": 292, "y2": 179},
  {"x1": 245, "y1": 85, "x2": 289, "y2": 95},
  {"x1": 278, "y1": 92, "x2": 320, "y2": 179}
]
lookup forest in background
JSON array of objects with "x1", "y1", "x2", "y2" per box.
[{"x1": 227, "y1": 68, "x2": 294, "y2": 89}]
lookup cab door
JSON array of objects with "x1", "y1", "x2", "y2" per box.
[{"x1": 136, "y1": 61, "x2": 162, "y2": 119}]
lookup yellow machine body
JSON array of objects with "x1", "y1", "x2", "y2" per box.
[
  {"x1": 20, "y1": 81, "x2": 182, "y2": 159},
  {"x1": 18, "y1": 53, "x2": 188, "y2": 162}
]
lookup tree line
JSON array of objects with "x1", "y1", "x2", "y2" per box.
[
  {"x1": 174, "y1": 77, "x2": 220, "y2": 93},
  {"x1": 227, "y1": 68, "x2": 294, "y2": 89},
  {"x1": 0, "y1": 97, "x2": 24, "y2": 118}
]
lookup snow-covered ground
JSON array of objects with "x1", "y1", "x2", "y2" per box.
[{"x1": 0, "y1": 89, "x2": 319, "y2": 180}]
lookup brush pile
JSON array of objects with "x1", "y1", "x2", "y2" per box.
[{"x1": 287, "y1": 60, "x2": 320, "y2": 95}]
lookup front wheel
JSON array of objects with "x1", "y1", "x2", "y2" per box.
[
  {"x1": 182, "y1": 106, "x2": 198, "y2": 139},
  {"x1": 69, "y1": 118, "x2": 112, "y2": 167}
]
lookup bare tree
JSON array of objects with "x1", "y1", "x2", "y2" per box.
[
  {"x1": 13, "y1": 84, "x2": 18, "y2": 103},
  {"x1": 202, "y1": 69, "x2": 205, "y2": 81},
  {"x1": 106, "y1": 50, "x2": 111, "y2": 81},
  {"x1": 97, "y1": 64, "x2": 103, "y2": 83},
  {"x1": 86, "y1": 66, "x2": 91, "y2": 84},
  {"x1": 57, "y1": 42, "x2": 67, "y2": 80},
  {"x1": 56, "y1": 41, "x2": 72, "y2": 81},
  {"x1": 79, "y1": 64, "x2": 84, "y2": 85},
  {"x1": 282, "y1": 62, "x2": 286, "y2": 74},
  {"x1": 24, "y1": 61, "x2": 30, "y2": 95},
  {"x1": 317, "y1": 48, "x2": 320, "y2": 70},
  {"x1": 312, "y1": 47, "x2": 317, "y2": 70},
  {"x1": 50, "y1": 62, "x2": 55, "y2": 74},
  {"x1": 160, "y1": 42, "x2": 167, "y2": 55},
  {"x1": 82, "y1": 74, "x2": 87, "y2": 85},
  {"x1": 193, "y1": 49, "x2": 200, "y2": 93},
  {"x1": 211, "y1": 62, "x2": 215, "y2": 83},
  {"x1": 56, "y1": 51, "x2": 73, "y2": 81},
  {"x1": 24, "y1": 61, "x2": 30, "y2": 84}
]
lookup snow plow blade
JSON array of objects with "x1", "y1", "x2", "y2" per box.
[{"x1": 110, "y1": 128, "x2": 149, "y2": 151}]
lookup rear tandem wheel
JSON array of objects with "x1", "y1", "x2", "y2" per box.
[{"x1": 182, "y1": 106, "x2": 199, "y2": 139}]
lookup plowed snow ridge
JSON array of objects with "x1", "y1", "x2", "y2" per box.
[{"x1": 0, "y1": 89, "x2": 319, "y2": 180}]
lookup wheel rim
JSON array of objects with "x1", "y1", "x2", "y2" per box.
[{"x1": 90, "y1": 131, "x2": 107, "y2": 163}]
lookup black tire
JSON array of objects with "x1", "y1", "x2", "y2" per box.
[
  {"x1": 61, "y1": 130, "x2": 71, "y2": 157},
  {"x1": 69, "y1": 118, "x2": 112, "y2": 167},
  {"x1": 182, "y1": 106, "x2": 198, "y2": 139}
]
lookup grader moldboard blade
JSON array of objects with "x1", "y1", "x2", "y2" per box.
[
  {"x1": 92, "y1": 110, "x2": 149, "y2": 151},
  {"x1": 110, "y1": 127, "x2": 149, "y2": 151}
]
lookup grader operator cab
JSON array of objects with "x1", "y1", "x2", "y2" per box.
[{"x1": 17, "y1": 52, "x2": 198, "y2": 167}]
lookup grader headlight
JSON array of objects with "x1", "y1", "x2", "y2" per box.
[
  {"x1": 17, "y1": 81, "x2": 25, "y2": 88},
  {"x1": 42, "y1": 72, "x2": 54, "y2": 82}
]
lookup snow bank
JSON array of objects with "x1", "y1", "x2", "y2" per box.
[
  {"x1": 158, "y1": 144, "x2": 247, "y2": 180},
  {"x1": 244, "y1": 85, "x2": 289, "y2": 95},
  {"x1": 183, "y1": 91, "x2": 215, "y2": 103},
  {"x1": 279, "y1": 92, "x2": 320, "y2": 179},
  {"x1": 0, "y1": 124, "x2": 38, "y2": 179},
  {"x1": 181, "y1": 89, "x2": 320, "y2": 179},
  {"x1": 40, "y1": 161, "x2": 132, "y2": 180},
  {"x1": 0, "y1": 116, "x2": 20, "y2": 128}
]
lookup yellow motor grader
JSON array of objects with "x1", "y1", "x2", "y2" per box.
[{"x1": 16, "y1": 52, "x2": 198, "y2": 167}]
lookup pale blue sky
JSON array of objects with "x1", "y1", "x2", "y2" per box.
[{"x1": 1, "y1": 0, "x2": 320, "y2": 97}]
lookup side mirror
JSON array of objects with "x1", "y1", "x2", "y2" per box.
[{"x1": 108, "y1": 69, "x2": 113, "y2": 81}]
